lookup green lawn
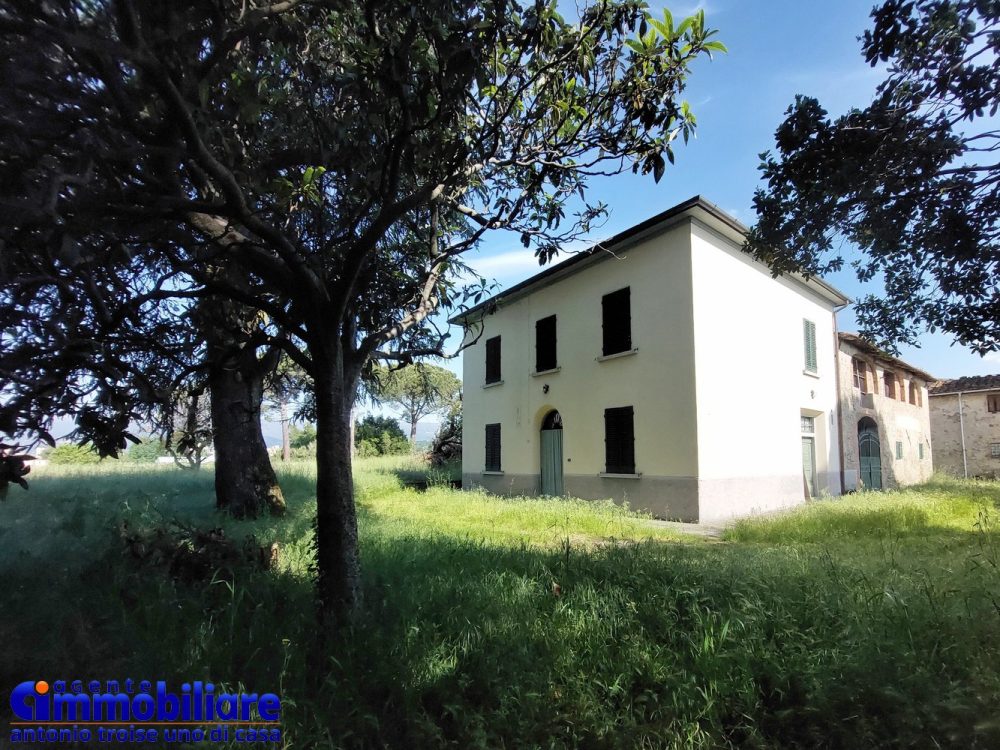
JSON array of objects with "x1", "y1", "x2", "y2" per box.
[{"x1": 2, "y1": 461, "x2": 999, "y2": 748}]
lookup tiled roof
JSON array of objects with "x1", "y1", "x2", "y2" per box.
[
  {"x1": 837, "y1": 333, "x2": 935, "y2": 382},
  {"x1": 929, "y1": 374, "x2": 1000, "y2": 395}
]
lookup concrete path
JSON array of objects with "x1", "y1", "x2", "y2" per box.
[{"x1": 644, "y1": 519, "x2": 727, "y2": 539}]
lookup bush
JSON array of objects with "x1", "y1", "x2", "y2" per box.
[
  {"x1": 290, "y1": 443, "x2": 316, "y2": 459},
  {"x1": 356, "y1": 439, "x2": 378, "y2": 459},
  {"x1": 355, "y1": 432, "x2": 408, "y2": 458},
  {"x1": 45, "y1": 444, "x2": 101, "y2": 465},
  {"x1": 355, "y1": 416, "x2": 408, "y2": 456},
  {"x1": 126, "y1": 439, "x2": 165, "y2": 463},
  {"x1": 289, "y1": 424, "x2": 317, "y2": 449}
]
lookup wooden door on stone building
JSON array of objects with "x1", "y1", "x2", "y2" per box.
[{"x1": 858, "y1": 417, "x2": 883, "y2": 490}]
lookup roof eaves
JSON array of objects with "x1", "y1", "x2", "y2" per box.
[
  {"x1": 928, "y1": 373, "x2": 1000, "y2": 395},
  {"x1": 838, "y1": 333, "x2": 935, "y2": 382},
  {"x1": 449, "y1": 196, "x2": 850, "y2": 323}
]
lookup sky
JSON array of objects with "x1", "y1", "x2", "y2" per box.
[
  {"x1": 42, "y1": 2, "x2": 996, "y2": 446},
  {"x1": 294, "y1": 0, "x2": 997, "y2": 440},
  {"x1": 447, "y1": 0, "x2": 1000, "y2": 383},
  {"x1": 50, "y1": 1, "x2": 998, "y2": 446}
]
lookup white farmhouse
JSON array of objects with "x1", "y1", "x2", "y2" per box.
[{"x1": 452, "y1": 197, "x2": 850, "y2": 522}]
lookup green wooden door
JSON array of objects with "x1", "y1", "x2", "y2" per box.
[
  {"x1": 801, "y1": 437, "x2": 816, "y2": 498},
  {"x1": 858, "y1": 419, "x2": 882, "y2": 490},
  {"x1": 540, "y1": 429, "x2": 564, "y2": 496}
]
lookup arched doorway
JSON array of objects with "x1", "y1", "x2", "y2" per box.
[
  {"x1": 540, "y1": 410, "x2": 564, "y2": 496},
  {"x1": 858, "y1": 417, "x2": 882, "y2": 490}
]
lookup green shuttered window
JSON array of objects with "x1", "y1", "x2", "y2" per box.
[
  {"x1": 604, "y1": 406, "x2": 635, "y2": 474},
  {"x1": 485, "y1": 423, "x2": 501, "y2": 471},
  {"x1": 803, "y1": 319, "x2": 818, "y2": 373}
]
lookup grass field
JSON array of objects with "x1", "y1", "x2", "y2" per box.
[{"x1": 2, "y1": 459, "x2": 999, "y2": 748}]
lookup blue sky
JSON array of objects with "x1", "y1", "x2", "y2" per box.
[
  {"x1": 449, "y1": 0, "x2": 1000, "y2": 383},
  {"x1": 61, "y1": 1, "x2": 1000, "y2": 445}
]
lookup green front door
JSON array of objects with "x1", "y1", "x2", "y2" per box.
[
  {"x1": 801, "y1": 437, "x2": 816, "y2": 498},
  {"x1": 540, "y1": 429, "x2": 564, "y2": 496},
  {"x1": 858, "y1": 419, "x2": 883, "y2": 490}
]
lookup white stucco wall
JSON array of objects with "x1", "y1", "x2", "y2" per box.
[
  {"x1": 459, "y1": 205, "x2": 847, "y2": 522},
  {"x1": 460, "y1": 219, "x2": 700, "y2": 516},
  {"x1": 688, "y1": 220, "x2": 844, "y2": 522}
]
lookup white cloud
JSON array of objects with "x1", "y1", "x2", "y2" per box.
[
  {"x1": 464, "y1": 237, "x2": 599, "y2": 285},
  {"x1": 467, "y1": 249, "x2": 543, "y2": 279},
  {"x1": 669, "y1": 2, "x2": 713, "y2": 19}
]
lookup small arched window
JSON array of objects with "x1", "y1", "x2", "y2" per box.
[{"x1": 883, "y1": 371, "x2": 896, "y2": 399}]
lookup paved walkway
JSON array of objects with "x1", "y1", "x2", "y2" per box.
[{"x1": 644, "y1": 519, "x2": 727, "y2": 539}]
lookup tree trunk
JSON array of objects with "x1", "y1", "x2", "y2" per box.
[
  {"x1": 210, "y1": 350, "x2": 286, "y2": 518},
  {"x1": 311, "y1": 348, "x2": 362, "y2": 622},
  {"x1": 350, "y1": 408, "x2": 356, "y2": 458},
  {"x1": 280, "y1": 399, "x2": 291, "y2": 462},
  {"x1": 409, "y1": 415, "x2": 418, "y2": 446}
]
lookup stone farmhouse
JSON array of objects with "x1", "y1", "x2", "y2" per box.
[
  {"x1": 452, "y1": 197, "x2": 852, "y2": 523},
  {"x1": 928, "y1": 375, "x2": 1000, "y2": 479},
  {"x1": 836, "y1": 333, "x2": 934, "y2": 490}
]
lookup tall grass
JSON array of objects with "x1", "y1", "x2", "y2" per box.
[{"x1": 2, "y1": 466, "x2": 999, "y2": 747}]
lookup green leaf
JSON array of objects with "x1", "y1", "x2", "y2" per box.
[
  {"x1": 647, "y1": 16, "x2": 672, "y2": 40},
  {"x1": 652, "y1": 153, "x2": 665, "y2": 183}
]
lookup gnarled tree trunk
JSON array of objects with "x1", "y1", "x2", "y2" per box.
[
  {"x1": 209, "y1": 345, "x2": 286, "y2": 519},
  {"x1": 311, "y1": 337, "x2": 362, "y2": 623}
]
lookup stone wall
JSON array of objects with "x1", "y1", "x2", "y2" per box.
[
  {"x1": 837, "y1": 339, "x2": 933, "y2": 490},
  {"x1": 929, "y1": 391, "x2": 1000, "y2": 479}
]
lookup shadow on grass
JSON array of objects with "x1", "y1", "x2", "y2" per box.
[
  {"x1": 3, "y1": 469, "x2": 1000, "y2": 747},
  {"x1": 3, "y1": 502, "x2": 1000, "y2": 748},
  {"x1": 380, "y1": 458, "x2": 461, "y2": 491}
]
